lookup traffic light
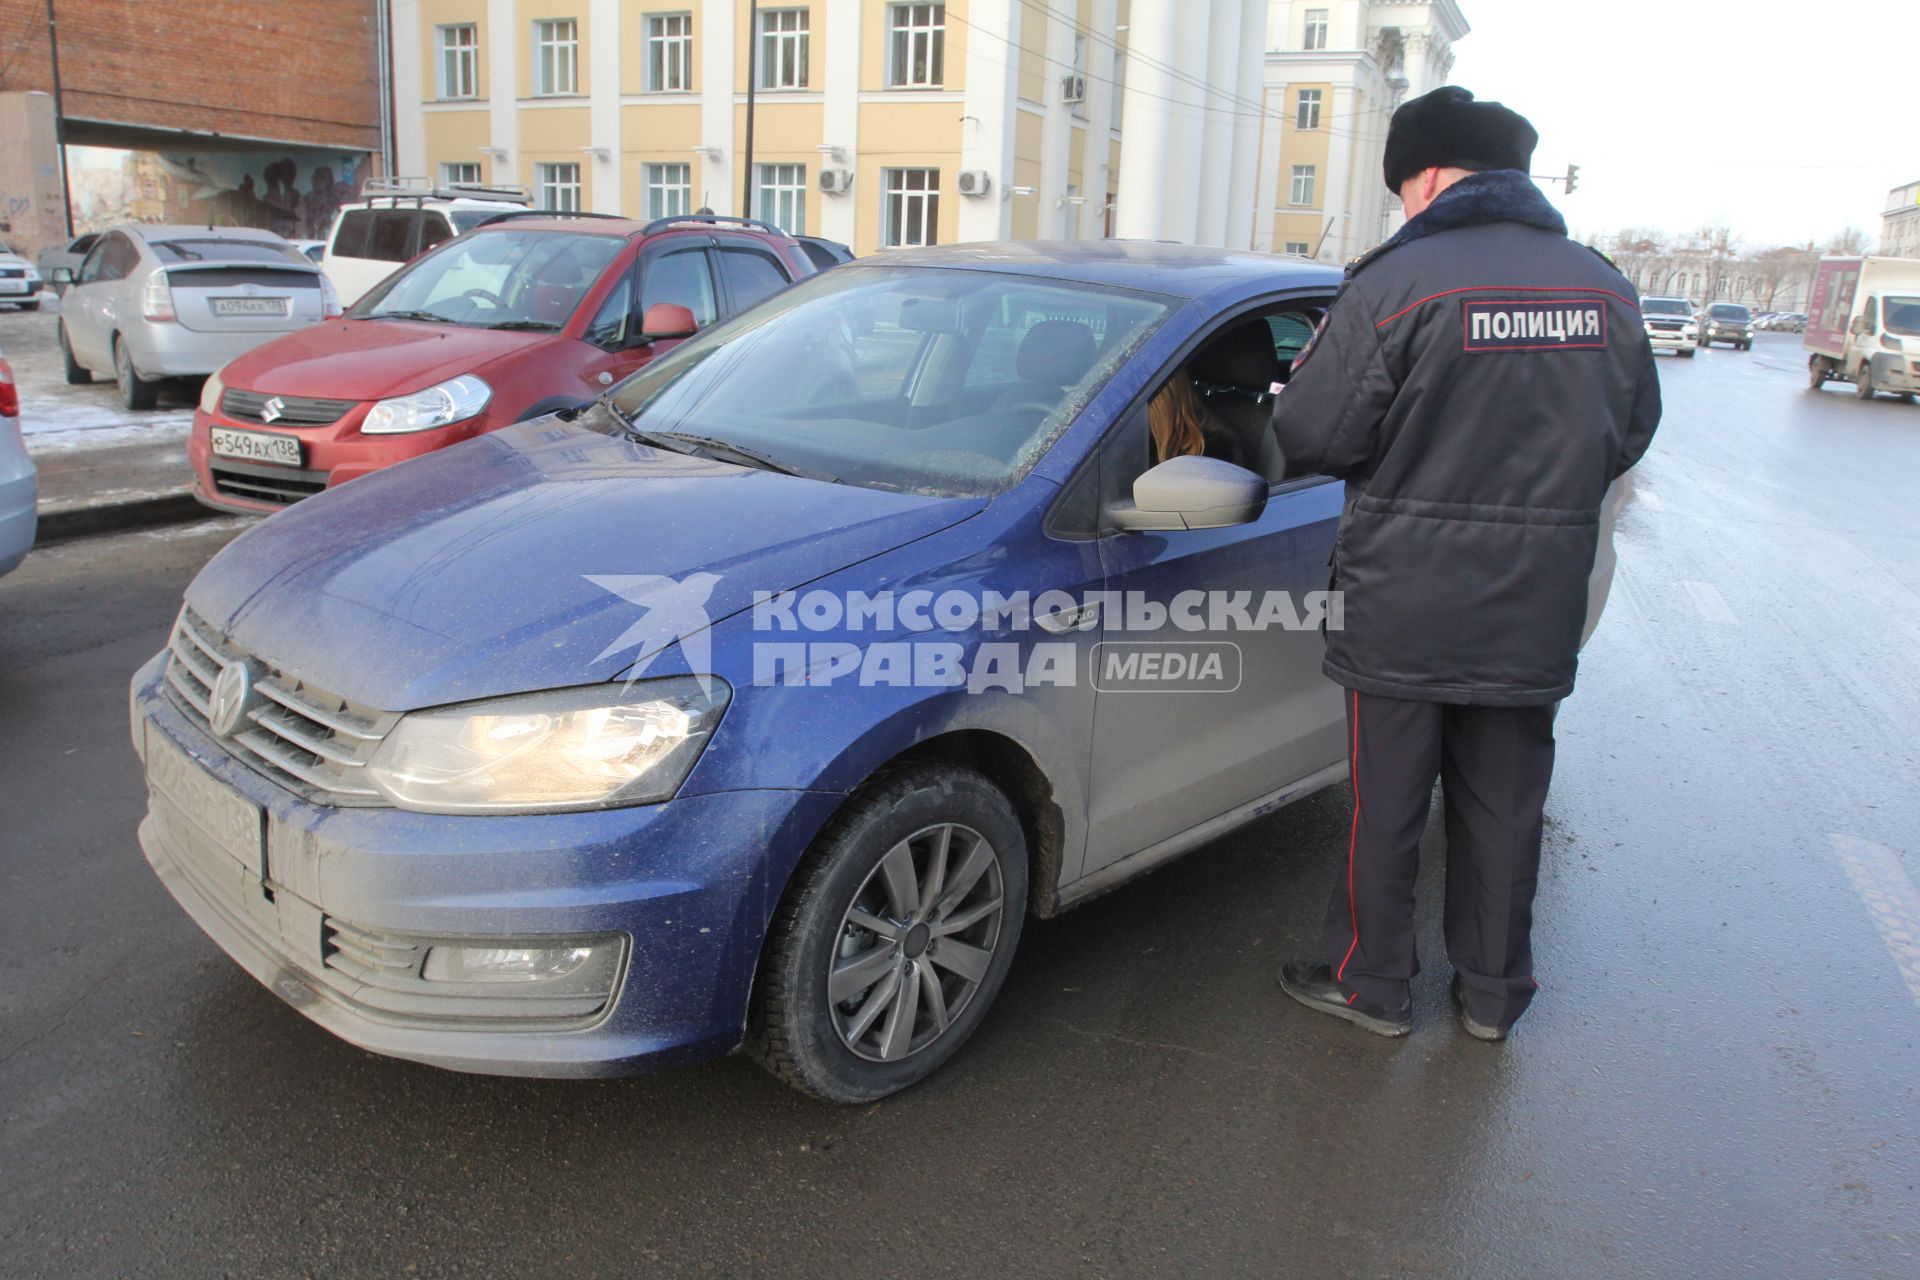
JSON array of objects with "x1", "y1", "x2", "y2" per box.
[{"x1": 1565, "y1": 163, "x2": 1580, "y2": 194}]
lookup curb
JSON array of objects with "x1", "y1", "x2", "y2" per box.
[{"x1": 36, "y1": 489, "x2": 209, "y2": 545}]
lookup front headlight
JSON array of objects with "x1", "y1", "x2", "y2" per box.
[
  {"x1": 198, "y1": 365, "x2": 226, "y2": 414},
  {"x1": 364, "y1": 676, "x2": 731, "y2": 814},
  {"x1": 361, "y1": 374, "x2": 491, "y2": 435}
]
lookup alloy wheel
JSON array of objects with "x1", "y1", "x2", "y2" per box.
[{"x1": 828, "y1": 822, "x2": 1005, "y2": 1063}]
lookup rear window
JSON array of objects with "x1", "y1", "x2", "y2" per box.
[
  {"x1": 331, "y1": 210, "x2": 418, "y2": 262},
  {"x1": 149, "y1": 239, "x2": 305, "y2": 265}
]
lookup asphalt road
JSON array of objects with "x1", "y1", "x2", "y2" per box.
[{"x1": 2, "y1": 333, "x2": 1917, "y2": 1278}]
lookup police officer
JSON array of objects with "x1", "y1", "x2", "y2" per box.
[{"x1": 1271, "y1": 87, "x2": 1660, "y2": 1040}]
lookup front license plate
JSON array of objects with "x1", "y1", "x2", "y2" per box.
[
  {"x1": 211, "y1": 296, "x2": 289, "y2": 316},
  {"x1": 210, "y1": 426, "x2": 302, "y2": 467},
  {"x1": 146, "y1": 726, "x2": 264, "y2": 875},
  {"x1": 0, "y1": 280, "x2": 26, "y2": 293}
]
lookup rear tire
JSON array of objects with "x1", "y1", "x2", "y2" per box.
[
  {"x1": 1808, "y1": 356, "x2": 1827, "y2": 389},
  {"x1": 59, "y1": 322, "x2": 92, "y2": 385},
  {"x1": 1854, "y1": 362, "x2": 1875, "y2": 401},
  {"x1": 749, "y1": 765, "x2": 1028, "y2": 1103},
  {"x1": 114, "y1": 335, "x2": 159, "y2": 410}
]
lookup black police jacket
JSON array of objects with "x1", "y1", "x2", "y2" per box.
[{"x1": 1272, "y1": 169, "x2": 1661, "y2": 706}]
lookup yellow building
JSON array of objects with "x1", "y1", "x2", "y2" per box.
[{"x1": 393, "y1": 0, "x2": 1271, "y2": 256}]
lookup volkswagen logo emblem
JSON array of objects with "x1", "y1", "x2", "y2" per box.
[
  {"x1": 207, "y1": 662, "x2": 257, "y2": 738},
  {"x1": 259, "y1": 396, "x2": 286, "y2": 424}
]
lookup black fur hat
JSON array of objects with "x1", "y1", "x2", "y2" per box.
[{"x1": 1382, "y1": 86, "x2": 1538, "y2": 194}]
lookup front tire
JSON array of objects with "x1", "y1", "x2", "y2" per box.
[
  {"x1": 750, "y1": 765, "x2": 1028, "y2": 1103},
  {"x1": 1855, "y1": 362, "x2": 1875, "y2": 400},
  {"x1": 59, "y1": 322, "x2": 91, "y2": 384},
  {"x1": 1809, "y1": 356, "x2": 1828, "y2": 389},
  {"x1": 16, "y1": 299, "x2": 40, "y2": 312},
  {"x1": 114, "y1": 335, "x2": 159, "y2": 410},
  {"x1": 1680, "y1": 347, "x2": 1696, "y2": 359}
]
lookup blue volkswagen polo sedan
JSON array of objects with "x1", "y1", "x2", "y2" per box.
[{"x1": 130, "y1": 242, "x2": 1350, "y2": 1101}]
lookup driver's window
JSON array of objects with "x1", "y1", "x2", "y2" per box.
[
  {"x1": 641, "y1": 246, "x2": 718, "y2": 328},
  {"x1": 77, "y1": 239, "x2": 110, "y2": 284}
]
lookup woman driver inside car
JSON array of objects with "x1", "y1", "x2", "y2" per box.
[{"x1": 1148, "y1": 368, "x2": 1246, "y2": 469}]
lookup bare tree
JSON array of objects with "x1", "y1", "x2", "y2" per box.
[{"x1": 1825, "y1": 227, "x2": 1873, "y2": 255}]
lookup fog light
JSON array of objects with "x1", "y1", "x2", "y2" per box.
[{"x1": 422, "y1": 936, "x2": 623, "y2": 993}]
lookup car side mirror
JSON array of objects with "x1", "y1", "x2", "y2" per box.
[
  {"x1": 640, "y1": 302, "x2": 698, "y2": 341},
  {"x1": 1109, "y1": 455, "x2": 1269, "y2": 532},
  {"x1": 50, "y1": 267, "x2": 73, "y2": 285}
]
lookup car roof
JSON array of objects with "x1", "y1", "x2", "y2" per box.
[
  {"x1": 128, "y1": 224, "x2": 287, "y2": 243},
  {"x1": 843, "y1": 240, "x2": 1343, "y2": 305}
]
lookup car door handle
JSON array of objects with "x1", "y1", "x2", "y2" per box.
[{"x1": 1035, "y1": 600, "x2": 1101, "y2": 634}]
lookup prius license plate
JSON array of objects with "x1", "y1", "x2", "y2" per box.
[
  {"x1": 210, "y1": 426, "x2": 302, "y2": 468},
  {"x1": 211, "y1": 296, "x2": 289, "y2": 316}
]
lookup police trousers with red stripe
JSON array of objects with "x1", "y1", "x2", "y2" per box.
[{"x1": 1323, "y1": 690, "x2": 1558, "y2": 1028}]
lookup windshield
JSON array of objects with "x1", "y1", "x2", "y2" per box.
[
  {"x1": 1711, "y1": 304, "x2": 1750, "y2": 320},
  {"x1": 150, "y1": 238, "x2": 305, "y2": 265},
  {"x1": 607, "y1": 266, "x2": 1172, "y2": 498},
  {"x1": 352, "y1": 227, "x2": 623, "y2": 329},
  {"x1": 1642, "y1": 298, "x2": 1691, "y2": 316},
  {"x1": 1885, "y1": 296, "x2": 1920, "y2": 337}
]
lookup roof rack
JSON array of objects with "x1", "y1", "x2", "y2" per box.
[
  {"x1": 640, "y1": 214, "x2": 793, "y2": 238},
  {"x1": 472, "y1": 210, "x2": 635, "y2": 229},
  {"x1": 360, "y1": 177, "x2": 532, "y2": 205}
]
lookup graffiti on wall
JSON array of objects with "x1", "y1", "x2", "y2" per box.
[{"x1": 68, "y1": 146, "x2": 367, "y2": 240}]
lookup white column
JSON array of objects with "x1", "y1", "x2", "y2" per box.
[
  {"x1": 1159, "y1": 0, "x2": 1212, "y2": 243},
  {"x1": 1322, "y1": 82, "x2": 1354, "y2": 260},
  {"x1": 959, "y1": 0, "x2": 1016, "y2": 244},
  {"x1": 393, "y1": 0, "x2": 426, "y2": 177},
  {"x1": 819, "y1": 0, "x2": 862, "y2": 244},
  {"x1": 587, "y1": 0, "x2": 621, "y2": 211},
  {"x1": 1194, "y1": 0, "x2": 1242, "y2": 247},
  {"x1": 698, "y1": 0, "x2": 735, "y2": 213},
  {"x1": 1039, "y1": 3, "x2": 1075, "y2": 238},
  {"x1": 1114, "y1": 0, "x2": 1176, "y2": 240},
  {"x1": 1223, "y1": 0, "x2": 1267, "y2": 250},
  {"x1": 1251, "y1": 62, "x2": 1285, "y2": 252},
  {"x1": 1077, "y1": 0, "x2": 1119, "y2": 240},
  {"x1": 486, "y1": 0, "x2": 518, "y2": 185}
]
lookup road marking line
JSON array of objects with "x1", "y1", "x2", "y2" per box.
[
  {"x1": 1828, "y1": 834, "x2": 1920, "y2": 1012},
  {"x1": 1682, "y1": 579, "x2": 1740, "y2": 625}
]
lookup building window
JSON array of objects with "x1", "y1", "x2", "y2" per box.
[
  {"x1": 648, "y1": 13, "x2": 693, "y2": 92},
  {"x1": 1303, "y1": 9, "x2": 1328, "y2": 51},
  {"x1": 1295, "y1": 88, "x2": 1321, "y2": 130},
  {"x1": 1284, "y1": 241, "x2": 1311, "y2": 256},
  {"x1": 534, "y1": 18, "x2": 579, "y2": 95},
  {"x1": 437, "y1": 24, "x2": 479, "y2": 98},
  {"x1": 441, "y1": 162, "x2": 482, "y2": 187},
  {"x1": 883, "y1": 168, "x2": 940, "y2": 247},
  {"x1": 536, "y1": 162, "x2": 582, "y2": 211},
  {"x1": 645, "y1": 163, "x2": 692, "y2": 219},
  {"x1": 1290, "y1": 165, "x2": 1316, "y2": 206},
  {"x1": 758, "y1": 8, "x2": 809, "y2": 90},
  {"x1": 757, "y1": 164, "x2": 807, "y2": 234},
  {"x1": 888, "y1": 4, "x2": 945, "y2": 88}
]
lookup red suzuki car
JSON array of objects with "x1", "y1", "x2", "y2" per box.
[{"x1": 190, "y1": 214, "x2": 816, "y2": 513}]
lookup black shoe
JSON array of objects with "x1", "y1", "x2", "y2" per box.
[
  {"x1": 1276, "y1": 960, "x2": 1411, "y2": 1037},
  {"x1": 1451, "y1": 975, "x2": 1509, "y2": 1042}
]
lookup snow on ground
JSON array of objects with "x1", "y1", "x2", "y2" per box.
[{"x1": 1, "y1": 299, "x2": 200, "y2": 445}]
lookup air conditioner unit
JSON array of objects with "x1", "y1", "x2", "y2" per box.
[
  {"x1": 957, "y1": 170, "x2": 992, "y2": 198},
  {"x1": 1061, "y1": 74, "x2": 1087, "y2": 104},
  {"x1": 818, "y1": 168, "x2": 853, "y2": 195}
]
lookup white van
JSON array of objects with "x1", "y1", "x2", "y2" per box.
[
  {"x1": 1804, "y1": 255, "x2": 1920, "y2": 400},
  {"x1": 320, "y1": 179, "x2": 530, "y2": 306}
]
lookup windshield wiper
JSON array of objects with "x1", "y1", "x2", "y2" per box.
[
  {"x1": 486, "y1": 319, "x2": 561, "y2": 331},
  {"x1": 367, "y1": 309, "x2": 451, "y2": 324},
  {"x1": 622, "y1": 428, "x2": 834, "y2": 482}
]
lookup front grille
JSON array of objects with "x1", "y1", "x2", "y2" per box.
[
  {"x1": 1649, "y1": 321, "x2": 1684, "y2": 331},
  {"x1": 164, "y1": 607, "x2": 399, "y2": 805},
  {"x1": 220, "y1": 388, "x2": 357, "y2": 426},
  {"x1": 210, "y1": 461, "x2": 328, "y2": 506}
]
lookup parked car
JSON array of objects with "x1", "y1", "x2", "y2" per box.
[
  {"x1": 0, "y1": 351, "x2": 35, "y2": 578},
  {"x1": 1697, "y1": 301, "x2": 1754, "y2": 350},
  {"x1": 129, "y1": 242, "x2": 1634, "y2": 1101},
  {"x1": 0, "y1": 242, "x2": 44, "y2": 311},
  {"x1": 291, "y1": 239, "x2": 328, "y2": 265},
  {"x1": 794, "y1": 235, "x2": 855, "y2": 271},
  {"x1": 190, "y1": 214, "x2": 816, "y2": 513},
  {"x1": 53, "y1": 225, "x2": 339, "y2": 410},
  {"x1": 322, "y1": 179, "x2": 532, "y2": 306},
  {"x1": 36, "y1": 232, "x2": 99, "y2": 291},
  {"x1": 1775, "y1": 311, "x2": 1807, "y2": 333},
  {"x1": 1640, "y1": 295, "x2": 1698, "y2": 356}
]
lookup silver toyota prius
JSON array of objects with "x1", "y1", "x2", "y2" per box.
[{"x1": 53, "y1": 225, "x2": 340, "y2": 410}]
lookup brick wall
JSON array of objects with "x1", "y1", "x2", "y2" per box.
[{"x1": 5, "y1": 0, "x2": 381, "y2": 150}]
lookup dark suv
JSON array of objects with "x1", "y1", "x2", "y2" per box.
[{"x1": 1699, "y1": 302, "x2": 1755, "y2": 351}]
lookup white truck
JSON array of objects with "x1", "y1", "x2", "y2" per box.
[{"x1": 1804, "y1": 255, "x2": 1920, "y2": 400}]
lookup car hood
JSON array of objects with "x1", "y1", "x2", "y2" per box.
[
  {"x1": 0, "y1": 253, "x2": 31, "y2": 270},
  {"x1": 216, "y1": 318, "x2": 549, "y2": 400},
  {"x1": 185, "y1": 410, "x2": 986, "y2": 710}
]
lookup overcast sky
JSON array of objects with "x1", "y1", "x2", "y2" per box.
[{"x1": 1447, "y1": 0, "x2": 1914, "y2": 249}]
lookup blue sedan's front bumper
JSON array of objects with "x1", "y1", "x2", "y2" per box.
[{"x1": 130, "y1": 652, "x2": 841, "y2": 1077}]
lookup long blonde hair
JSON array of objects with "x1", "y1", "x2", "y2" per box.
[{"x1": 1149, "y1": 374, "x2": 1208, "y2": 463}]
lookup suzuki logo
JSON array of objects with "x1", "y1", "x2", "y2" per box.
[
  {"x1": 207, "y1": 662, "x2": 257, "y2": 738},
  {"x1": 259, "y1": 396, "x2": 286, "y2": 424}
]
